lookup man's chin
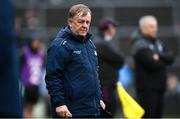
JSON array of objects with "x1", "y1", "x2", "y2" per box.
[{"x1": 79, "y1": 33, "x2": 87, "y2": 37}]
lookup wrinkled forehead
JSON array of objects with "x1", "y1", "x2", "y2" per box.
[
  {"x1": 76, "y1": 11, "x2": 91, "y2": 17},
  {"x1": 74, "y1": 12, "x2": 91, "y2": 20}
]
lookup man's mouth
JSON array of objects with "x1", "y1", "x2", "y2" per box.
[{"x1": 80, "y1": 30, "x2": 87, "y2": 32}]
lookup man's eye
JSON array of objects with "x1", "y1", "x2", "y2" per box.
[
  {"x1": 78, "y1": 21, "x2": 83, "y2": 23},
  {"x1": 86, "y1": 21, "x2": 90, "y2": 24}
]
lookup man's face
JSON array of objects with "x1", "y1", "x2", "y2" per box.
[
  {"x1": 142, "y1": 19, "x2": 158, "y2": 38},
  {"x1": 68, "y1": 12, "x2": 91, "y2": 37},
  {"x1": 108, "y1": 25, "x2": 116, "y2": 37},
  {"x1": 31, "y1": 38, "x2": 41, "y2": 50}
]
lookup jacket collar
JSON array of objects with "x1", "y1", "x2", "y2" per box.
[
  {"x1": 132, "y1": 29, "x2": 156, "y2": 43},
  {"x1": 57, "y1": 26, "x2": 92, "y2": 43}
]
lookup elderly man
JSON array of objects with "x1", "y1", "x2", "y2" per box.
[
  {"x1": 131, "y1": 15, "x2": 174, "y2": 118},
  {"x1": 45, "y1": 4, "x2": 106, "y2": 118}
]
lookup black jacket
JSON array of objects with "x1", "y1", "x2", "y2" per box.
[
  {"x1": 131, "y1": 30, "x2": 174, "y2": 92},
  {"x1": 94, "y1": 36, "x2": 124, "y2": 86}
]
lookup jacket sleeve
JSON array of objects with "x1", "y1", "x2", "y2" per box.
[
  {"x1": 96, "y1": 42, "x2": 124, "y2": 69},
  {"x1": 45, "y1": 43, "x2": 68, "y2": 107},
  {"x1": 159, "y1": 46, "x2": 174, "y2": 65},
  {"x1": 134, "y1": 48, "x2": 166, "y2": 70}
]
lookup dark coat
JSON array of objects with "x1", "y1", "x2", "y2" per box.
[
  {"x1": 0, "y1": 0, "x2": 22, "y2": 117},
  {"x1": 94, "y1": 36, "x2": 124, "y2": 86},
  {"x1": 45, "y1": 27, "x2": 102, "y2": 117},
  {"x1": 131, "y1": 30, "x2": 174, "y2": 92}
]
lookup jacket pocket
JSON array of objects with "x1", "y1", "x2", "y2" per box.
[
  {"x1": 64, "y1": 82, "x2": 74, "y2": 101},
  {"x1": 71, "y1": 82, "x2": 93, "y2": 101}
]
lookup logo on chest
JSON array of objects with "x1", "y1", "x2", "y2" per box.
[{"x1": 73, "y1": 50, "x2": 81, "y2": 55}]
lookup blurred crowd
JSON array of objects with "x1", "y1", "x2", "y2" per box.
[{"x1": 1, "y1": 1, "x2": 180, "y2": 118}]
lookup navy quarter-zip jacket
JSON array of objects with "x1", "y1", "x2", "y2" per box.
[{"x1": 45, "y1": 27, "x2": 102, "y2": 117}]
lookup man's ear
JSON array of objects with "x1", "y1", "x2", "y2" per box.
[{"x1": 68, "y1": 19, "x2": 73, "y2": 27}]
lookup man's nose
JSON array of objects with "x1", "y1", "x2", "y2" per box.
[{"x1": 82, "y1": 22, "x2": 88, "y2": 27}]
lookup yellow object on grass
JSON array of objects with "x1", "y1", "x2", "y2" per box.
[{"x1": 117, "y1": 82, "x2": 145, "y2": 119}]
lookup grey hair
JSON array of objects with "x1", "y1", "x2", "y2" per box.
[
  {"x1": 139, "y1": 15, "x2": 157, "y2": 29},
  {"x1": 68, "y1": 4, "x2": 91, "y2": 19}
]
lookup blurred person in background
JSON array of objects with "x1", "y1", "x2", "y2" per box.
[
  {"x1": 163, "y1": 74, "x2": 180, "y2": 117},
  {"x1": 21, "y1": 34, "x2": 45, "y2": 118},
  {"x1": 25, "y1": 9, "x2": 39, "y2": 31},
  {"x1": 24, "y1": 9, "x2": 40, "y2": 43},
  {"x1": 94, "y1": 19, "x2": 124, "y2": 117},
  {"x1": 131, "y1": 15, "x2": 174, "y2": 118},
  {"x1": 45, "y1": 4, "x2": 106, "y2": 118},
  {"x1": 0, "y1": 0, "x2": 22, "y2": 117}
]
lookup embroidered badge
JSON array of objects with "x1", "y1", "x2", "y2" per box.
[{"x1": 73, "y1": 50, "x2": 81, "y2": 54}]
